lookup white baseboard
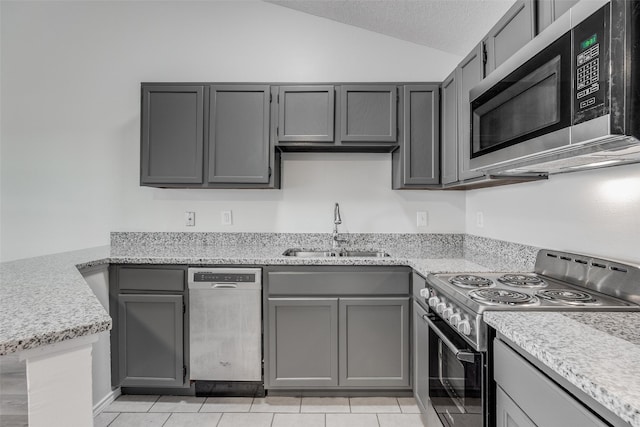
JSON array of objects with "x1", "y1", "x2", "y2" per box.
[{"x1": 93, "y1": 388, "x2": 121, "y2": 416}]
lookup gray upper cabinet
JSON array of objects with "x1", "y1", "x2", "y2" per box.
[
  {"x1": 537, "y1": 0, "x2": 579, "y2": 33},
  {"x1": 277, "y1": 85, "x2": 335, "y2": 142},
  {"x1": 340, "y1": 85, "x2": 397, "y2": 143},
  {"x1": 457, "y1": 45, "x2": 485, "y2": 181},
  {"x1": 141, "y1": 85, "x2": 204, "y2": 185},
  {"x1": 392, "y1": 84, "x2": 440, "y2": 188},
  {"x1": 267, "y1": 298, "x2": 339, "y2": 387},
  {"x1": 338, "y1": 297, "x2": 410, "y2": 388},
  {"x1": 208, "y1": 85, "x2": 270, "y2": 184},
  {"x1": 483, "y1": 0, "x2": 536, "y2": 76},
  {"x1": 441, "y1": 72, "x2": 459, "y2": 185},
  {"x1": 140, "y1": 83, "x2": 279, "y2": 189}
]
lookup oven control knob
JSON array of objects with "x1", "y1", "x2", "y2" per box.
[
  {"x1": 457, "y1": 320, "x2": 472, "y2": 336},
  {"x1": 449, "y1": 313, "x2": 461, "y2": 327},
  {"x1": 428, "y1": 296, "x2": 440, "y2": 308},
  {"x1": 436, "y1": 302, "x2": 447, "y2": 314},
  {"x1": 420, "y1": 288, "x2": 430, "y2": 298},
  {"x1": 442, "y1": 306, "x2": 454, "y2": 320}
]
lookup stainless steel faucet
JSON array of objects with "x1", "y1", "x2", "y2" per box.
[{"x1": 332, "y1": 203, "x2": 347, "y2": 250}]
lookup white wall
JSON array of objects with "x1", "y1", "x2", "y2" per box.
[
  {"x1": 0, "y1": 0, "x2": 464, "y2": 261},
  {"x1": 465, "y1": 163, "x2": 640, "y2": 264}
]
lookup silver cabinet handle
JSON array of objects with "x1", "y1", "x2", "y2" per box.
[{"x1": 422, "y1": 314, "x2": 476, "y2": 364}]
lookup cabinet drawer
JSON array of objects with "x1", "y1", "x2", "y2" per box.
[
  {"x1": 267, "y1": 267, "x2": 410, "y2": 296},
  {"x1": 494, "y1": 339, "x2": 608, "y2": 427},
  {"x1": 118, "y1": 267, "x2": 185, "y2": 292}
]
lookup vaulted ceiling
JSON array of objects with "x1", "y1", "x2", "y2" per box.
[{"x1": 264, "y1": 0, "x2": 517, "y2": 56}]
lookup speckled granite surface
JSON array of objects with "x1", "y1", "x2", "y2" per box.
[
  {"x1": 485, "y1": 311, "x2": 640, "y2": 427},
  {"x1": 0, "y1": 232, "x2": 542, "y2": 357},
  {"x1": 0, "y1": 247, "x2": 112, "y2": 356},
  {"x1": 464, "y1": 234, "x2": 539, "y2": 271}
]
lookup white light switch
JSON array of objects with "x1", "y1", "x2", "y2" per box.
[
  {"x1": 417, "y1": 211, "x2": 428, "y2": 227},
  {"x1": 221, "y1": 210, "x2": 233, "y2": 225},
  {"x1": 476, "y1": 211, "x2": 484, "y2": 228},
  {"x1": 185, "y1": 211, "x2": 195, "y2": 227}
]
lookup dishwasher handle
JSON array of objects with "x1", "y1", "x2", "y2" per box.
[{"x1": 212, "y1": 283, "x2": 237, "y2": 289}]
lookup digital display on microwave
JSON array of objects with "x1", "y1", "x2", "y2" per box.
[{"x1": 581, "y1": 34, "x2": 597, "y2": 50}]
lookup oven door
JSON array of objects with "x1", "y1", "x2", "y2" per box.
[
  {"x1": 426, "y1": 312, "x2": 485, "y2": 427},
  {"x1": 469, "y1": 31, "x2": 572, "y2": 171}
]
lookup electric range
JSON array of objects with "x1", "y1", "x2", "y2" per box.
[{"x1": 416, "y1": 249, "x2": 640, "y2": 427}]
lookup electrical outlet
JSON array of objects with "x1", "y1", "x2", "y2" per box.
[
  {"x1": 417, "y1": 211, "x2": 428, "y2": 227},
  {"x1": 476, "y1": 211, "x2": 484, "y2": 228},
  {"x1": 221, "y1": 210, "x2": 233, "y2": 226},
  {"x1": 185, "y1": 211, "x2": 195, "y2": 227}
]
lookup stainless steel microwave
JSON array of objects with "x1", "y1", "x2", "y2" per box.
[{"x1": 469, "y1": 0, "x2": 640, "y2": 174}]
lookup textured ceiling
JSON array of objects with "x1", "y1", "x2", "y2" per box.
[{"x1": 264, "y1": 0, "x2": 517, "y2": 56}]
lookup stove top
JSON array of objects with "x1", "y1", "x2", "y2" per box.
[{"x1": 421, "y1": 250, "x2": 640, "y2": 351}]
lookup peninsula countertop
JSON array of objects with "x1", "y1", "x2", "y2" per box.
[
  {"x1": 485, "y1": 311, "x2": 640, "y2": 427},
  {"x1": 0, "y1": 238, "x2": 492, "y2": 356}
]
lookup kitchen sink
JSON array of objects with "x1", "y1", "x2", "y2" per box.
[{"x1": 282, "y1": 248, "x2": 390, "y2": 258}]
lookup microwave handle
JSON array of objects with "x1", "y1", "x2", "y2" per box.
[{"x1": 422, "y1": 314, "x2": 477, "y2": 364}]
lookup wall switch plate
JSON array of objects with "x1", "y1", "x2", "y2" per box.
[
  {"x1": 417, "y1": 211, "x2": 428, "y2": 227},
  {"x1": 476, "y1": 211, "x2": 484, "y2": 228},
  {"x1": 221, "y1": 210, "x2": 233, "y2": 226},
  {"x1": 185, "y1": 211, "x2": 195, "y2": 227}
]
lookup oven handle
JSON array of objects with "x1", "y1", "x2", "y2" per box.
[{"x1": 422, "y1": 314, "x2": 477, "y2": 364}]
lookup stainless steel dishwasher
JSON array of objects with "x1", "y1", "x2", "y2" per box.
[{"x1": 188, "y1": 268, "x2": 262, "y2": 383}]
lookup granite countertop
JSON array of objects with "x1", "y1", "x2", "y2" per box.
[
  {"x1": 0, "y1": 234, "x2": 494, "y2": 356},
  {"x1": 485, "y1": 311, "x2": 640, "y2": 427}
]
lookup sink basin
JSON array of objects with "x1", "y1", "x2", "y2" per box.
[{"x1": 282, "y1": 249, "x2": 390, "y2": 258}]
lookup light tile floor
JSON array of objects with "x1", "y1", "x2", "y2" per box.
[{"x1": 98, "y1": 394, "x2": 428, "y2": 427}]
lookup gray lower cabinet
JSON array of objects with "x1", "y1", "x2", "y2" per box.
[
  {"x1": 413, "y1": 300, "x2": 429, "y2": 413},
  {"x1": 268, "y1": 298, "x2": 339, "y2": 387},
  {"x1": 339, "y1": 298, "x2": 410, "y2": 387},
  {"x1": 110, "y1": 265, "x2": 188, "y2": 389},
  {"x1": 117, "y1": 294, "x2": 185, "y2": 388},
  {"x1": 392, "y1": 84, "x2": 440, "y2": 188},
  {"x1": 496, "y1": 386, "x2": 538, "y2": 427},
  {"x1": 494, "y1": 338, "x2": 609, "y2": 427},
  {"x1": 141, "y1": 85, "x2": 205, "y2": 185},
  {"x1": 264, "y1": 266, "x2": 411, "y2": 390},
  {"x1": 277, "y1": 85, "x2": 335, "y2": 143},
  {"x1": 340, "y1": 85, "x2": 397, "y2": 143},
  {"x1": 483, "y1": 0, "x2": 536, "y2": 76}
]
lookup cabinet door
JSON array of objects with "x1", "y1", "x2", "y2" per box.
[
  {"x1": 457, "y1": 45, "x2": 485, "y2": 181},
  {"x1": 267, "y1": 298, "x2": 339, "y2": 387},
  {"x1": 441, "y1": 71, "x2": 459, "y2": 185},
  {"x1": 413, "y1": 301, "x2": 430, "y2": 412},
  {"x1": 393, "y1": 85, "x2": 439, "y2": 187},
  {"x1": 338, "y1": 297, "x2": 410, "y2": 387},
  {"x1": 141, "y1": 85, "x2": 204, "y2": 185},
  {"x1": 277, "y1": 86, "x2": 334, "y2": 142},
  {"x1": 208, "y1": 85, "x2": 270, "y2": 184},
  {"x1": 340, "y1": 85, "x2": 397, "y2": 142},
  {"x1": 484, "y1": 0, "x2": 536, "y2": 75},
  {"x1": 117, "y1": 294, "x2": 184, "y2": 388},
  {"x1": 496, "y1": 387, "x2": 538, "y2": 427},
  {"x1": 537, "y1": 0, "x2": 579, "y2": 33}
]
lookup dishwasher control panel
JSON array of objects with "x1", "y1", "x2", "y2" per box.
[{"x1": 193, "y1": 272, "x2": 256, "y2": 283}]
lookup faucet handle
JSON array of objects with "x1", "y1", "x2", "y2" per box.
[{"x1": 334, "y1": 202, "x2": 342, "y2": 225}]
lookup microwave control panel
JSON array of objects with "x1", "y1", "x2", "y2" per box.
[{"x1": 573, "y1": 4, "x2": 608, "y2": 121}]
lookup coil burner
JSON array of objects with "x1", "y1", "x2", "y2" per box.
[
  {"x1": 449, "y1": 275, "x2": 494, "y2": 288},
  {"x1": 468, "y1": 288, "x2": 539, "y2": 306},
  {"x1": 497, "y1": 274, "x2": 547, "y2": 288},
  {"x1": 536, "y1": 289, "x2": 600, "y2": 305}
]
